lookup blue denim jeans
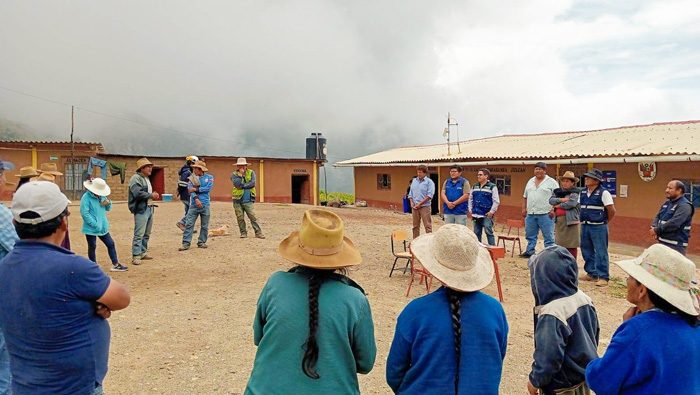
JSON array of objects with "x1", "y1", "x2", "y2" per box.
[
  {"x1": 444, "y1": 214, "x2": 467, "y2": 226},
  {"x1": 472, "y1": 217, "x2": 496, "y2": 245},
  {"x1": 182, "y1": 205, "x2": 210, "y2": 247},
  {"x1": 525, "y1": 214, "x2": 555, "y2": 254},
  {"x1": 132, "y1": 206, "x2": 154, "y2": 257},
  {"x1": 178, "y1": 200, "x2": 190, "y2": 225},
  {"x1": 86, "y1": 233, "x2": 119, "y2": 265},
  {"x1": 0, "y1": 328, "x2": 11, "y2": 395},
  {"x1": 581, "y1": 224, "x2": 610, "y2": 281}
]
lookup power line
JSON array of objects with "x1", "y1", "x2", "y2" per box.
[{"x1": 0, "y1": 85, "x2": 349, "y2": 160}]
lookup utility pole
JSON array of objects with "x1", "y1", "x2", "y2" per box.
[{"x1": 70, "y1": 106, "x2": 75, "y2": 200}]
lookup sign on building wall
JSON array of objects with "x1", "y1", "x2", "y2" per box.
[
  {"x1": 638, "y1": 162, "x2": 657, "y2": 182},
  {"x1": 602, "y1": 170, "x2": 617, "y2": 197},
  {"x1": 50, "y1": 155, "x2": 59, "y2": 161}
]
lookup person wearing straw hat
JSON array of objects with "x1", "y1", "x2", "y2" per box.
[
  {"x1": 579, "y1": 168, "x2": 616, "y2": 287},
  {"x1": 386, "y1": 224, "x2": 508, "y2": 394},
  {"x1": 0, "y1": 157, "x2": 18, "y2": 394},
  {"x1": 128, "y1": 158, "x2": 160, "y2": 265},
  {"x1": 37, "y1": 162, "x2": 63, "y2": 177},
  {"x1": 527, "y1": 246, "x2": 599, "y2": 395},
  {"x1": 0, "y1": 181, "x2": 130, "y2": 395},
  {"x1": 179, "y1": 160, "x2": 213, "y2": 251},
  {"x1": 81, "y1": 178, "x2": 128, "y2": 272},
  {"x1": 245, "y1": 210, "x2": 376, "y2": 394},
  {"x1": 550, "y1": 171, "x2": 581, "y2": 259},
  {"x1": 15, "y1": 166, "x2": 39, "y2": 190},
  {"x1": 231, "y1": 157, "x2": 265, "y2": 239},
  {"x1": 650, "y1": 180, "x2": 695, "y2": 256},
  {"x1": 585, "y1": 244, "x2": 700, "y2": 393}
]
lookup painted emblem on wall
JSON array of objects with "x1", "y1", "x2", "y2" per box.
[{"x1": 638, "y1": 162, "x2": 657, "y2": 182}]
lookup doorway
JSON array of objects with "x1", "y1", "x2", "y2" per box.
[
  {"x1": 429, "y1": 173, "x2": 440, "y2": 215},
  {"x1": 149, "y1": 167, "x2": 165, "y2": 200},
  {"x1": 292, "y1": 175, "x2": 310, "y2": 204}
]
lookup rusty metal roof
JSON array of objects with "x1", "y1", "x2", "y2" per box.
[{"x1": 335, "y1": 120, "x2": 700, "y2": 166}]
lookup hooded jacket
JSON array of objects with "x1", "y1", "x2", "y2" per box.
[
  {"x1": 177, "y1": 164, "x2": 192, "y2": 202},
  {"x1": 528, "y1": 246, "x2": 599, "y2": 394}
]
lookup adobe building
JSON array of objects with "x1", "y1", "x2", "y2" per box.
[
  {"x1": 336, "y1": 120, "x2": 700, "y2": 255},
  {"x1": 0, "y1": 141, "x2": 323, "y2": 204}
]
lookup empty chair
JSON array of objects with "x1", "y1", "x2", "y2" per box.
[
  {"x1": 389, "y1": 230, "x2": 412, "y2": 277},
  {"x1": 497, "y1": 219, "x2": 524, "y2": 257}
]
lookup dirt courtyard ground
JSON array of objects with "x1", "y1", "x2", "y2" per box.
[{"x1": 56, "y1": 200, "x2": 697, "y2": 394}]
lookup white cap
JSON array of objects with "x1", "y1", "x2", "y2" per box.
[{"x1": 12, "y1": 181, "x2": 71, "y2": 225}]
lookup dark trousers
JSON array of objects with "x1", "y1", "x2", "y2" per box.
[{"x1": 86, "y1": 233, "x2": 119, "y2": 264}]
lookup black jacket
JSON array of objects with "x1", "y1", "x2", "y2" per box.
[{"x1": 128, "y1": 173, "x2": 153, "y2": 214}]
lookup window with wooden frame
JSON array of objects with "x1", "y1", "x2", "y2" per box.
[
  {"x1": 678, "y1": 179, "x2": 700, "y2": 208},
  {"x1": 377, "y1": 174, "x2": 391, "y2": 190},
  {"x1": 489, "y1": 175, "x2": 511, "y2": 196}
]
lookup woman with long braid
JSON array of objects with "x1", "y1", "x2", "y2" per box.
[
  {"x1": 387, "y1": 224, "x2": 508, "y2": 394},
  {"x1": 245, "y1": 210, "x2": 376, "y2": 394}
]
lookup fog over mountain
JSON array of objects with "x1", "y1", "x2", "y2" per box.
[{"x1": 2, "y1": 0, "x2": 699, "y2": 192}]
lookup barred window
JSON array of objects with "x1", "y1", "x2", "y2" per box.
[
  {"x1": 678, "y1": 180, "x2": 700, "y2": 208},
  {"x1": 377, "y1": 174, "x2": 391, "y2": 190},
  {"x1": 489, "y1": 175, "x2": 511, "y2": 196}
]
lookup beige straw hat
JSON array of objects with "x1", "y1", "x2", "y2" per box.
[
  {"x1": 191, "y1": 160, "x2": 208, "y2": 172},
  {"x1": 410, "y1": 224, "x2": 494, "y2": 292},
  {"x1": 38, "y1": 163, "x2": 63, "y2": 176},
  {"x1": 615, "y1": 244, "x2": 700, "y2": 316},
  {"x1": 557, "y1": 171, "x2": 580, "y2": 183},
  {"x1": 30, "y1": 173, "x2": 56, "y2": 182},
  {"x1": 136, "y1": 158, "x2": 154, "y2": 170},
  {"x1": 235, "y1": 158, "x2": 249, "y2": 166},
  {"x1": 16, "y1": 166, "x2": 40, "y2": 179},
  {"x1": 278, "y1": 210, "x2": 362, "y2": 269},
  {"x1": 83, "y1": 178, "x2": 111, "y2": 197}
]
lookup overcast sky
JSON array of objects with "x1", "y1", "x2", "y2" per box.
[{"x1": 2, "y1": 0, "x2": 699, "y2": 191}]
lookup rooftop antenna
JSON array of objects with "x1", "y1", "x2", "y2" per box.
[{"x1": 444, "y1": 113, "x2": 461, "y2": 155}]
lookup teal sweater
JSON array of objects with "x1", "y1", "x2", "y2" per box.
[
  {"x1": 80, "y1": 192, "x2": 112, "y2": 236},
  {"x1": 245, "y1": 269, "x2": 376, "y2": 394}
]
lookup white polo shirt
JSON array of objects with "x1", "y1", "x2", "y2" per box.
[{"x1": 523, "y1": 175, "x2": 559, "y2": 215}]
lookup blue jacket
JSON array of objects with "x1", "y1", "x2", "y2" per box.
[
  {"x1": 652, "y1": 196, "x2": 694, "y2": 250},
  {"x1": 580, "y1": 185, "x2": 608, "y2": 225},
  {"x1": 443, "y1": 177, "x2": 469, "y2": 215},
  {"x1": 178, "y1": 164, "x2": 191, "y2": 202},
  {"x1": 470, "y1": 181, "x2": 498, "y2": 216},
  {"x1": 80, "y1": 192, "x2": 112, "y2": 236},
  {"x1": 386, "y1": 287, "x2": 508, "y2": 394},
  {"x1": 586, "y1": 310, "x2": 700, "y2": 394},
  {"x1": 529, "y1": 246, "x2": 599, "y2": 394},
  {"x1": 189, "y1": 174, "x2": 214, "y2": 206}
]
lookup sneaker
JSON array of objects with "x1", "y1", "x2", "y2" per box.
[
  {"x1": 518, "y1": 252, "x2": 534, "y2": 259},
  {"x1": 255, "y1": 234, "x2": 266, "y2": 239},
  {"x1": 140, "y1": 254, "x2": 154, "y2": 260},
  {"x1": 579, "y1": 274, "x2": 598, "y2": 282},
  {"x1": 176, "y1": 222, "x2": 185, "y2": 231},
  {"x1": 110, "y1": 263, "x2": 129, "y2": 272},
  {"x1": 240, "y1": 234, "x2": 247, "y2": 238},
  {"x1": 132, "y1": 257, "x2": 142, "y2": 265},
  {"x1": 595, "y1": 279, "x2": 609, "y2": 287},
  {"x1": 178, "y1": 245, "x2": 190, "y2": 251},
  {"x1": 197, "y1": 244, "x2": 208, "y2": 249}
]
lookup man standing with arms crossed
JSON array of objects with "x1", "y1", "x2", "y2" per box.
[
  {"x1": 520, "y1": 162, "x2": 558, "y2": 258},
  {"x1": 440, "y1": 164, "x2": 470, "y2": 226},
  {"x1": 232, "y1": 158, "x2": 265, "y2": 239},
  {"x1": 650, "y1": 180, "x2": 694, "y2": 255},
  {"x1": 128, "y1": 158, "x2": 159, "y2": 265},
  {"x1": 408, "y1": 165, "x2": 435, "y2": 239},
  {"x1": 468, "y1": 168, "x2": 500, "y2": 245},
  {"x1": 579, "y1": 168, "x2": 616, "y2": 287}
]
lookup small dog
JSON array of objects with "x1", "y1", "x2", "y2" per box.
[{"x1": 209, "y1": 224, "x2": 230, "y2": 237}]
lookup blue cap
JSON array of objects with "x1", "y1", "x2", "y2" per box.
[{"x1": 0, "y1": 157, "x2": 15, "y2": 172}]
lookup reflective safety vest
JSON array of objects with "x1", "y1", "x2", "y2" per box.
[
  {"x1": 444, "y1": 177, "x2": 469, "y2": 215},
  {"x1": 232, "y1": 169, "x2": 256, "y2": 200},
  {"x1": 656, "y1": 196, "x2": 694, "y2": 248},
  {"x1": 471, "y1": 181, "x2": 496, "y2": 217},
  {"x1": 580, "y1": 185, "x2": 609, "y2": 225}
]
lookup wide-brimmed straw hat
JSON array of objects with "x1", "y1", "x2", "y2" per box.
[
  {"x1": 410, "y1": 224, "x2": 494, "y2": 292},
  {"x1": 278, "y1": 210, "x2": 362, "y2": 269},
  {"x1": 38, "y1": 163, "x2": 63, "y2": 176},
  {"x1": 616, "y1": 244, "x2": 700, "y2": 316},
  {"x1": 235, "y1": 157, "x2": 249, "y2": 166},
  {"x1": 136, "y1": 158, "x2": 154, "y2": 170},
  {"x1": 557, "y1": 171, "x2": 579, "y2": 183},
  {"x1": 83, "y1": 178, "x2": 111, "y2": 197},
  {"x1": 16, "y1": 166, "x2": 39, "y2": 179},
  {"x1": 30, "y1": 173, "x2": 56, "y2": 182},
  {"x1": 191, "y1": 160, "x2": 208, "y2": 172}
]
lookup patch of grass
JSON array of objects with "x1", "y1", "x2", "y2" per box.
[
  {"x1": 320, "y1": 190, "x2": 355, "y2": 204},
  {"x1": 275, "y1": 203, "x2": 292, "y2": 207}
]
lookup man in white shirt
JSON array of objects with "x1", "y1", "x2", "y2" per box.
[{"x1": 520, "y1": 162, "x2": 559, "y2": 258}]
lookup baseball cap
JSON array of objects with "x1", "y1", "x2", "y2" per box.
[
  {"x1": 12, "y1": 181, "x2": 71, "y2": 225},
  {"x1": 0, "y1": 157, "x2": 15, "y2": 172}
]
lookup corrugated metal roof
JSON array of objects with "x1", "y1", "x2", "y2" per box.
[
  {"x1": 335, "y1": 120, "x2": 700, "y2": 166},
  {"x1": 1, "y1": 140, "x2": 104, "y2": 146}
]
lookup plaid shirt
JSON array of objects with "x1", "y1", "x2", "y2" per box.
[{"x1": 0, "y1": 203, "x2": 18, "y2": 259}]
